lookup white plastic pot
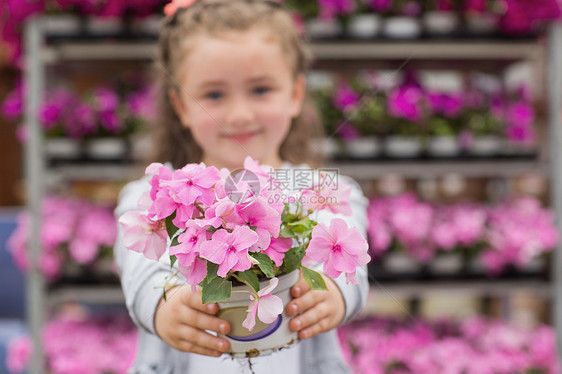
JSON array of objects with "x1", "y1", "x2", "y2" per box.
[
  {"x1": 85, "y1": 138, "x2": 128, "y2": 160},
  {"x1": 467, "y1": 136, "x2": 501, "y2": 156},
  {"x1": 217, "y1": 270, "x2": 300, "y2": 358},
  {"x1": 383, "y1": 16, "x2": 422, "y2": 39},
  {"x1": 422, "y1": 11, "x2": 459, "y2": 36},
  {"x1": 345, "y1": 136, "x2": 381, "y2": 158},
  {"x1": 45, "y1": 138, "x2": 82, "y2": 160},
  {"x1": 306, "y1": 18, "x2": 343, "y2": 39},
  {"x1": 347, "y1": 14, "x2": 382, "y2": 39},
  {"x1": 429, "y1": 253, "x2": 463, "y2": 275},
  {"x1": 384, "y1": 136, "x2": 423, "y2": 158},
  {"x1": 384, "y1": 252, "x2": 422, "y2": 274},
  {"x1": 426, "y1": 136, "x2": 460, "y2": 157}
]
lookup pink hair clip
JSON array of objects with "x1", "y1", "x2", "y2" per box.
[{"x1": 164, "y1": 0, "x2": 198, "y2": 16}]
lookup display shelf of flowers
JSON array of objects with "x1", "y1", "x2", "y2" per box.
[
  {"x1": 365, "y1": 192, "x2": 557, "y2": 283},
  {"x1": 312, "y1": 70, "x2": 542, "y2": 163},
  {"x1": 6, "y1": 195, "x2": 125, "y2": 307},
  {"x1": 1, "y1": 74, "x2": 155, "y2": 170}
]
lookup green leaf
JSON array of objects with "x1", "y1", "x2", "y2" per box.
[
  {"x1": 162, "y1": 289, "x2": 167, "y2": 302},
  {"x1": 204, "y1": 262, "x2": 219, "y2": 284},
  {"x1": 283, "y1": 245, "x2": 305, "y2": 274},
  {"x1": 238, "y1": 270, "x2": 260, "y2": 293},
  {"x1": 165, "y1": 213, "x2": 179, "y2": 238},
  {"x1": 279, "y1": 226, "x2": 294, "y2": 238},
  {"x1": 288, "y1": 218, "x2": 314, "y2": 236},
  {"x1": 201, "y1": 277, "x2": 232, "y2": 303},
  {"x1": 170, "y1": 255, "x2": 177, "y2": 269},
  {"x1": 170, "y1": 235, "x2": 180, "y2": 247},
  {"x1": 250, "y1": 253, "x2": 275, "y2": 278},
  {"x1": 302, "y1": 267, "x2": 327, "y2": 291}
]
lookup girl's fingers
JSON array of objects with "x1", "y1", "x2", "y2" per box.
[
  {"x1": 175, "y1": 325, "x2": 230, "y2": 355},
  {"x1": 289, "y1": 300, "x2": 329, "y2": 332},
  {"x1": 290, "y1": 275, "x2": 311, "y2": 298},
  {"x1": 298, "y1": 316, "x2": 332, "y2": 340},
  {"x1": 287, "y1": 288, "x2": 323, "y2": 317},
  {"x1": 179, "y1": 308, "x2": 230, "y2": 335}
]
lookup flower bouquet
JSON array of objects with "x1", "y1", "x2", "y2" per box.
[{"x1": 119, "y1": 156, "x2": 370, "y2": 357}]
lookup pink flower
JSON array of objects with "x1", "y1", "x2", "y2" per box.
[
  {"x1": 262, "y1": 237, "x2": 293, "y2": 266},
  {"x1": 199, "y1": 226, "x2": 258, "y2": 277},
  {"x1": 118, "y1": 211, "x2": 168, "y2": 261},
  {"x1": 172, "y1": 223, "x2": 209, "y2": 285},
  {"x1": 388, "y1": 85, "x2": 425, "y2": 122},
  {"x1": 306, "y1": 218, "x2": 370, "y2": 284},
  {"x1": 164, "y1": 0, "x2": 198, "y2": 16},
  {"x1": 7, "y1": 335, "x2": 31, "y2": 373},
  {"x1": 242, "y1": 277, "x2": 284, "y2": 331},
  {"x1": 301, "y1": 177, "x2": 352, "y2": 216}
]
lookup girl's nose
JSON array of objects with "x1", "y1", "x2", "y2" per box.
[{"x1": 225, "y1": 96, "x2": 254, "y2": 128}]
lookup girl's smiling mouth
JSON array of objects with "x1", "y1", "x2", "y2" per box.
[{"x1": 223, "y1": 129, "x2": 263, "y2": 143}]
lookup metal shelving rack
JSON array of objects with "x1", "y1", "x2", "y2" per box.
[{"x1": 23, "y1": 14, "x2": 562, "y2": 372}]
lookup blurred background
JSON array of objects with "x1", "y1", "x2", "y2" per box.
[{"x1": 1, "y1": 0, "x2": 562, "y2": 373}]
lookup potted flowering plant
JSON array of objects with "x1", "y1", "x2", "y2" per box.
[
  {"x1": 119, "y1": 156, "x2": 370, "y2": 357},
  {"x1": 382, "y1": 0, "x2": 423, "y2": 39},
  {"x1": 347, "y1": 0, "x2": 389, "y2": 39},
  {"x1": 425, "y1": 90, "x2": 464, "y2": 157},
  {"x1": 421, "y1": 0, "x2": 461, "y2": 36}
]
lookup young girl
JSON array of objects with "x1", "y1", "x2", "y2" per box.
[{"x1": 114, "y1": 1, "x2": 369, "y2": 373}]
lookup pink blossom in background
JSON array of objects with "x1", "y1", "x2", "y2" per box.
[
  {"x1": 119, "y1": 211, "x2": 168, "y2": 261},
  {"x1": 427, "y1": 92, "x2": 464, "y2": 118},
  {"x1": 6, "y1": 335, "x2": 31, "y2": 374},
  {"x1": 506, "y1": 101, "x2": 536, "y2": 144},
  {"x1": 388, "y1": 85, "x2": 425, "y2": 122},
  {"x1": 368, "y1": 0, "x2": 391, "y2": 12},
  {"x1": 306, "y1": 218, "x2": 370, "y2": 284},
  {"x1": 301, "y1": 177, "x2": 352, "y2": 216},
  {"x1": 318, "y1": 0, "x2": 356, "y2": 20},
  {"x1": 333, "y1": 85, "x2": 361, "y2": 111},
  {"x1": 337, "y1": 122, "x2": 360, "y2": 142},
  {"x1": 1, "y1": 82, "x2": 23, "y2": 121},
  {"x1": 242, "y1": 277, "x2": 284, "y2": 331}
]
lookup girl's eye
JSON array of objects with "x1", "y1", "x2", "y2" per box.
[
  {"x1": 253, "y1": 86, "x2": 271, "y2": 95},
  {"x1": 205, "y1": 91, "x2": 223, "y2": 100}
]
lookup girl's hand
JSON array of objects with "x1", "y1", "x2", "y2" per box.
[
  {"x1": 286, "y1": 273, "x2": 345, "y2": 340},
  {"x1": 154, "y1": 286, "x2": 231, "y2": 357}
]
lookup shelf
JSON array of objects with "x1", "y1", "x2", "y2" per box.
[
  {"x1": 47, "y1": 285, "x2": 124, "y2": 307},
  {"x1": 39, "y1": 39, "x2": 543, "y2": 66},
  {"x1": 369, "y1": 278, "x2": 551, "y2": 299},
  {"x1": 47, "y1": 162, "x2": 145, "y2": 182},
  {"x1": 326, "y1": 158, "x2": 547, "y2": 179}
]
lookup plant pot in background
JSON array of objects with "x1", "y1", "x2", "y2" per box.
[
  {"x1": 306, "y1": 18, "x2": 343, "y2": 39},
  {"x1": 465, "y1": 14, "x2": 498, "y2": 36},
  {"x1": 422, "y1": 11, "x2": 459, "y2": 36},
  {"x1": 383, "y1": 252, "x2": 423, "y2": 274},
  {"x1": 467, "y1": 136, "x2": 502, "y2": 156},
  {"x1": 86, "y1": 17, "x2": 123, "y2": 35},
  {"x1": 428, "y1": 253, "x2": 464, "y2": 275},
  {"x1": 345, "y1": 136, "x2": 381, "y2": 159},
  {"x1": 499, "y1": 139, "x2": 536, "y2": 157},
  {"x1": 347, "y1": 14, "x2": 382, "y2": 39},
  {"x1": 384, "y1": 136, "x2": 423, "y2": 158},
  {"x1": 85, "y1": 138, "x2": 129, "y2": 160},
  {"x1": 45, "y1": 138, "x2": 83, "y2": 160},
  {"x1": 217, "y1": 270, "x2": 300, "y2": 358},
  {"x1": 382, "y1": 16, "x2": 422, "y2": 39},
  {"x1": 426, "y1": 136, "x2": 460, "y2": 157}
]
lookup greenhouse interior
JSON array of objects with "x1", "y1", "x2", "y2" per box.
[{"x1": 2, "y1": 0, "x2": 562, "y2": 373}]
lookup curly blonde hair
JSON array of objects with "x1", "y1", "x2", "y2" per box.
[{"x1": 151, "y1": 0, "x2": 324, "y2": 169}]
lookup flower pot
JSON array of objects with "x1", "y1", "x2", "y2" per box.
[
  {"x1": 465, "y1": 14, "x2": 498, "y2": 35},
  {"x1": 426, "y1": 136, "x2": 460, "y2": 157},
  {"x1": 422, "y1": 11, "x2": 459, "y2": 36},
  {"x1": 45, "y1": 138, "x2": 83, "y2": 160},
  {"x1": 383, "y1": 252, "x2": 422, "y2": 274},
  {"x1": 217, "y1": 270, "x2": 300, "y2": 358},
  {"x1": 499, "y1": 139, "x2": 536, "y2": 157},
  {"x1": 382, "y1": 16, "x2": 422, "y2": 39},
  {"x1": 132, "y1": 15, "x2": 162, "y2": 35},
  {"x1": 306, "y1": 18, "x2": 343, "y2": 39},
  {"x1": 429, "y1": 253, "x2": 463, "y2": 275},
  {"x1": 130, "y1": 134, "x2": 153, "y2": 162},
  {"x1": 467, "y1": 136, "x2": 502, "y2": 156},
  {"x1": 85, "y1": 138, "x2": 129, "y2": 160},
  {"x1": 345, "y1": 136, "x2": 381, "y2": 159},
  {"x1": 384, "y1": 136, "x2": 423, "y2": 158},
  {"x1": 86, "y1": 17, "x2": 123, "y2": 35},
  {"x1": 347, "y1": 14, "x2": 382, "y2": 39},
  {"x1": 42, "y1": 15, "x2": 82, "y2": 35}
]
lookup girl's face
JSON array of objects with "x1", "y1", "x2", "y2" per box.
[{"x1": 171, "y1": 30, "x2": 306, "y2": 171}]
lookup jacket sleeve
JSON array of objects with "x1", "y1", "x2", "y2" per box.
[
  {"x1": 311, "y1": 174, "x2": 370, "y2": 325},
  {"x1": 114, "y1": 177, "x2": 174, "y2": 335}
]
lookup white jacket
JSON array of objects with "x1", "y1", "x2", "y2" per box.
[{"x1": 114, "y1": 162, "x2": 370, "y2": 374}]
